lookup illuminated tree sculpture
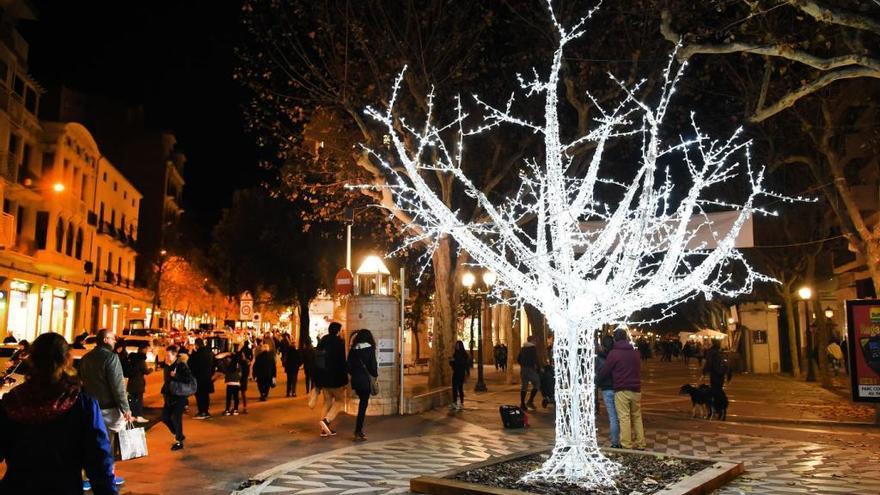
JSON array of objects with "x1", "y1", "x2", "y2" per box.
[{"x1": 363, "y1": 1, "x2": 778, "y2": 486}]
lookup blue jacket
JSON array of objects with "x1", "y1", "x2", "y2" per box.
[{"x1": 0, "y1": 378, "x2": 117, "y2": 495}]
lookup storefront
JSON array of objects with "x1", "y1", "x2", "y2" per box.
[{"x1": 7, "y1": 280, "x2": 36, "y2": 342}]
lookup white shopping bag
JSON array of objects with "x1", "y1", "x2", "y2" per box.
[{"x1": 118, "y1": 423, "x2": 149, "y2": 461}]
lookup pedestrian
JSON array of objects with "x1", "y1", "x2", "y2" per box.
[
  {"x1": 237, "y1": 340, "x2": 254, "y2": 414},
  {"x1": 493, "y1": 343, "x2": 502, "y2": 371},
  {"x1": 449, "y1": 340, "x2": 469, "y2": 411},
  {"x1": 316, "y1": 322, "x2": 347, "y2": 437},
  {"x1": 126, "y1": 345, "x2": 152, "y2": 424},
  {"x1": 79, "y1": 329, "x2": 130, "y2": 487},
  {"x1": 72, "y1": 333, "x2": 87, "y2": 349},
  {"x1": 703, "y1": 339, "x2": 731, "y2": 395},
  {"x1": 161, "y1": 345, "x2": 193, "y2": 451},
  {"x1": 222, "y1": 354, "x2": 242, "y2": 415},
  {"x1": 283, "y1": 341, "x2": 303, "y2": 397},
  {"x1": 596, "y1": 335, "x2": 620, "y2": 448},
  {"x1": 598, "y1": 328, "x2": 645, "y2": 450},
  {"x1": 517, "y1": 335, "x2": 542, "y2": 411},
  {"x1": 0, "y1": 333, "x2": 117, "y2": 495},
  {"x1": 253, "y1": 343, "x2": 277, "y2": 401},
  {"x1": 499, "y1": 344, "x2": 508, "y2": 371},
  {"x1": 301, "y1": 337, "x2": 316, "y2": 394},
  {"x1": 113, "y1": 340, "x2": 130, "y2": 377},
  {"x1": 348, "y1": 329, "x2": 378, "y2": 441},
  {"x1": 189, "y1": 338, "x2": 215, "y2": 419}
]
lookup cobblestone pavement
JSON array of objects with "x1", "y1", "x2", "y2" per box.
[{"x1": 235, "y1": 421, "x2": 880, "y2": 495}]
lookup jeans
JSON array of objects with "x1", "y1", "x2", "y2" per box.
[
  {"x1": 322, "y1": 386, "x2": 345, "y2": 422},
  {"x1": 257, "y1": 379, "x2": 272, "y2": 399},
  {"x1": 286, "y1": 370, "x2": 299, "y2": 396},
  {"x1": 129, "y1": 393, "x2": 144, "y2": 417},
  {"x1": 355, "y1": 389, "x2": 370, "y2": 434},
  {"x1": 601, "y1": 389, "x2": 620, "y2": 446},
  {"x1": 162, "y1": 396, "x2": 187, "y2": 442},
  {"x1": 614, "y1": 390, "x2": 645, "y2": 449},
  {"x1": 451, "y1": 375, "x2": 465, "y2": 404},
  {"x1": 195, "y1": 389, "x2": 211, "y2": 415},
  {"x1": 304, "y1": 367, "x2": 313, "y2": 393},
  {"x1": 225, "y1": 385, "x2": 240, "y2": 411}
]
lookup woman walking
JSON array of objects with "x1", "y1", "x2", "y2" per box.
[
  {"x1": 450, "y1": 341, "x2": 469, "y2": 411},
  {"x1": 237, "y1": 341, "x2": 254, "y2": 413},
  {"x1": 161, "y1": 345, "x2": 193, "y2": 451},
  {"x1": 253, "y1": 343, "x2": 277, "y2": 401},
  {"x1": 348, "y1": 329, "x2": 378, "y2": 441},
  {"x1": 0, "y1": 333, "x2": 117, "y2": 494}
]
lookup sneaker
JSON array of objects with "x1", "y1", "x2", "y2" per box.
[
  {"x1": 353, "y1": 433, "x2": 366, "y2": 442},
  {"x1": 611, "y1": 444, "x2": 622, "y2": 449},
  {"x1": 448, "y1": 401, "x2": 458, "y2": 410},
  {"x1": 113, "y1": 475, "x2": 125, "y2": 486},
  {"x1": 193, "y1": 413, "x2": 207, "y2": 420},
  {"x1": 233, "y1": 410, "x2": 240, "y2": 416},
  {"x1": 83, "y1": 480, "x2": 91, "y2": 491},
  {"x1": 223, "y1": 410, "x2": 232, "y2": 416},
  {"x1": 319, "y1": 419, "x2": 336, "y2": 436},
  {"x1": 134, "y1": 416, "x2": 149, "y2": 424},
  {"x1": 171, "y1": 441, "x2": 184, "y2": 451}
]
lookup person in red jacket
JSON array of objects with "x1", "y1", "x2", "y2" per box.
[{"x1": 597, "y1": 328, "x2": 645, "y2": 449}]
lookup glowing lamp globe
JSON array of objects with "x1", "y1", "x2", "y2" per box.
[
  {"x1": 355, "y1": 255, "x2": 390, "y2": 275},
  {"x1": 797, "y1": 286, "x2": 813, "y2": 300},
  {"x1": 52, "y1": 182, "x2": 65, "y2": 193},
  {"x1": 483, "y1": 271, "x2": 497, "y2": 287},
  {"x1": 461, "y1": 271, "x2": 475, "y2": 289}
]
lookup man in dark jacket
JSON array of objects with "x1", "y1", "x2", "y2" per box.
[
  {"x1": 315, "y1": 322, "x2": 347, "y2": 436},
  {"x1": 126, "y1": 346, "x2": 152, "y2": 424},
  {"x1": 702, "y1": 339, "x2": 730, "y2": 394},
  {"x1": 598, "y1": 328, "x2": 645, "y2": 449},
  {"x1": 188, "y1": 338, "x2": 215, "y2": 419},
  {"x1": 595, "y1": 335, "x2": 620, "y2": 448},
  {"x1": 517, "y1": 335, "x2": 541, "y2": 410},
  {"x1": 283, "y1": 344, "x2": 303, "y2": 397}
]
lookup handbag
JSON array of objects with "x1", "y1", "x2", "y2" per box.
[
  {"x1": 169, "y1": 365, "x2": 198, "y2": 397},
  {"x1": 118, "y1": 422, "x2": 149, "y2": 461},
  {"x1": 359, "y1": 357, "x2": 379, "y2": 396}
]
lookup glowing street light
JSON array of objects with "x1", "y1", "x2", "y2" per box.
[
  {"x1": 52, "y1": 182, "x2": 65, "y2": 193},
  {"x1": 482, "y1": 271, "x2": 497, "y2": 287},
  {"x1": 824, "y1": 307, "x2": 834, "y2": 319},
  {"x1": 797, "y1": 286, "x2": 813, "y2": 300},
  {"x1": 462, "y1": 271, "x2": 476, "y2": 288}
]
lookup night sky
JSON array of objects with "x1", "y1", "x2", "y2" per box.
[{"x1": 20, "y1": 1, "x2": 260, "y2": 245}]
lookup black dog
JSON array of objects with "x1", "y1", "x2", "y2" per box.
[
  {"x1": 710, "y1": 388, "x2": 729, "y2": 421},
  {"x1": 679, "y1": 384, "x2": 713, "y2": 419}
]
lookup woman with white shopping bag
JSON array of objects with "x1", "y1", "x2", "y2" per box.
[
  {"x1": 161, "y1": 345, "x2": 196, "y2": 451},
  {"x1": 0, "y1": 333, "x2": 117, "y2": 494}
]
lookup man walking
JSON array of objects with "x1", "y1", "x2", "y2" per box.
[
  {"x1": 80, "y1": 329, "x2": 131, "y2": 487},
  {"x1": 315, "y1": 322, "x2": 347, "y2": 436},
  {"x1": 517, "y1": 335, "x2": 541, "y2": 411},
  {"x1": 598, "y1": 328, "x2": 645, "y2": 450},
  {"x1": 189, "y1": 338, "x2": 215, "y2": 419}
]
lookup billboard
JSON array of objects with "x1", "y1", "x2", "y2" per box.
[{"x1": 845, "y1": 299, "x2": 880, "y2": 403}]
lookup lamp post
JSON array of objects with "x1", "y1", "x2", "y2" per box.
[
  {"x1": 797, "y1": 286, "x2": 816, "y2": 382},
  {"x1": 462, "y1": 269, "x2": 495, "y2": 392}
]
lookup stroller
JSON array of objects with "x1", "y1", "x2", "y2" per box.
[{"x1": 540, "y1": 365, "x2": 555, "y2": 408}]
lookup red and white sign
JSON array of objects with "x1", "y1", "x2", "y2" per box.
[
  {"x1": 239, "y1": 291, "x2": 254, "y2": 321},
  {"x1": 335, "y1": 268, "x2": 354, "y2": 295}
]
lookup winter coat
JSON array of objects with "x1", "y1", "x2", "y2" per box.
[
  {"x1": 315, "y1": 334, "x2": 348, "y2": 388},
  {"x1": 301, "y1": 346, "x2": 316, "y2": 373},
  {"x1": 517, "y1": 342, "x2": 539, "y2": 370},
  {"x1": 189, "y1": 346, "x2": 215, "y2": 394},
  {"x1": 283, "y1": 346, "x2": 303, "y2": 374},
  {"x1": 348, "y1": 343, "x2": 378, "y2": 395},
  {"x1": 595, "y1": 351, "x2": 614, "y2": 391},
  {"x1": 450, "y1": 350, "x2": 469, "y2": 380},
  {"x1": 161, "y1": 355, "x2": 195, "y2": 399},
  {"x1": 126, "y1": 352, "x2": 151, "y2": 396},
  {"x1": 253, "y1": 351, "x2": 277, "y2": 382},
  {"x1": 238, "y1": 343, "x2": 254, "y2": 378},
  {"x1": 597, "y1": 340, "x2": 641, "y2": 393},
  {"x1": 79, "y1": 344, "x2": 130, "y2": 414},
  {"x1": 223, "y1": 359, "x2": 242, "y2": 385},
  {"x1": 0, "y1": 376, "x2": 117, "y2": 495}
]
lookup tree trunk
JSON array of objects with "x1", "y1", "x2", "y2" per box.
[
  {"x1": 526, "y1": 322, "x2": 617, "y2": 484},
  {"x1": 482, "y1": 301, "x2": 494, "y2": 365},
  {"x1": 504, "y1": 299, "x2": 520, "y2": 385},
  {"x1": 782, "y1": 293, "x2": 801, "y2": 377},
  {"x1": 297, "y1": 292, "x2": 311, "y2": 347},
  {"x1": 429, "y1": 237, "x2": 456, "y2": 387}
]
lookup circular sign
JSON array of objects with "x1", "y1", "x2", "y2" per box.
[{"x1": 335, "y1": 268, "x2": 354, "y2": 295}]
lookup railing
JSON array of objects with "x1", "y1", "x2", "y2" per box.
[{"x1": 0, "y1": 212, "x2": 14, "y2": 248}]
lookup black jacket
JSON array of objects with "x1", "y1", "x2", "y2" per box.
[
  {"x1": 595, "y1": 352, "x2": 613, "y2": 391},
  {"x1": 517, "y1": 343, "x2": 539, "y2": 370},
  {"x1": 347, "y1": 344, "x2": 378, "y2": 395},
  {"x1": 253, "y1": 351, "x2": 277, "y2": 381},
  {"x1": 189, "y1": 346, "x2": 215, "y2": 394},
  {"x1": 283, "y1": 346, "x2": 303, "y2": 373},
  {"x1": 126, "y1": 352, "x2": 151, "y2": 396},
  {"x1": 450, "y1": 351, "x2": 469, "y2": 379},
  {"x1": 316, "y1": 334, "x2": 348, "y2": 388}
]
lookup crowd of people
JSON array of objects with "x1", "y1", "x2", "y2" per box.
[{"x1": 0, "y1": 322, "x2": 381, "y2": 494}]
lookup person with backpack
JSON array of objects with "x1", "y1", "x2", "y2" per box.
[
  {"x1": 283, "y1": 342, "x2": 303, "y2": 398},
  {"x1": 517, "y1": 335, "x2": 542, "y2": 410},
  {"x1": 161, "y1": 345, "x2": 195, "y2": 451},
  {"x1": 315, "y1": 322, "x2": 347, "y2": 437}
]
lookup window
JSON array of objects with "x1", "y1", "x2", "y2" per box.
[
  {"x1": 99, "y1": 202, "x2": 105, "y2": 224},
  {"x1": 55, "y1": 218, "x2": 64, "y2": 252},
  {"x1": 110, "y1": 210, "x2": 115, "y2": 228},
  {"x1": 96, "y1": 247, "x2": 102, "y2": 281},
  {"x1": 752, "y1": 330, "x2": 768, "y2": 345},
  {"x1": 117, "y1": 257, "x2": 122, "y2": 279},
  {"x1": 34, "y1": 211, "x2": 49, "y2": 250},
  {"x1": 41, "y1": 153, "x2": 54, "y2": 176},
  {"x1": 16, "y1": 206, "x2": 23, "y2": 236},
  {"x1": 65, "y1": 222, "x2": 74, "y2": 256},
  {"x1": 80, "y1": 174, "x2": 87, "y2": 201},
  {"x1": 103, "y1": 172, "x2": 107, "y2": 182},
  {"x1": 0, "y1": 59, "x2": 8, "y2": 85},
  {"x1": 12, "y1": 75, "x2": 23, "y2": 96},
  {"x1": 2, "y1": 200, "x2": 9, "y2": 214},
  {"x1": 21, "y1": 144, "x2": 31, "y2": 170},
  {"x1": 24, "y1": 86, "x2": 36, "y2": 114},
  {"x1": 75, "y1": 228, "x2": 83, "y2": 259},
  {"x1": 123, "y1": 191, "x2": 127, "y2": 199},
  {"x1": 121, "y1": 214, "x2": 126, "y2": 231},
  {"x1": 8, "y1": 133, "x2": 18, "y2": 156},
  {"x1": 113, "y1": 181, "x2": 117, "y2": 191}
]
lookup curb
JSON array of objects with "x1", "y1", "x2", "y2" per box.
[{"x1": 643, "y1": 410, "x2": 878, "y2": 427}]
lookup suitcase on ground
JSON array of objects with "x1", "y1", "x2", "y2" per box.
[{"x1": 499, "y1": 405, "x2": 527, "y2": 429}]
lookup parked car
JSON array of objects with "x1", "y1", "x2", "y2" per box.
[{"x1": 122, "y1": 336, "x2": 166, "y2": 370}]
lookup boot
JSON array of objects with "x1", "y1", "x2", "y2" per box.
[
  {"x1": 520, "y1": 391, "x2": 528, "y2": 410},
  {"x1": 527, "y1": 389, "x2": 538, "y2": 410}
]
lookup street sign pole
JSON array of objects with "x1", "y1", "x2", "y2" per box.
[{"x1": 399, "y1": 266, "x2": 405, "y2": 415}]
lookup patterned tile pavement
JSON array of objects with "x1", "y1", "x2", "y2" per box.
[{"x1": 233, "y1": 422, "x2": 880, "y2": 495}]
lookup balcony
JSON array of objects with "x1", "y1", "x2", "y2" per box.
[
  {"x1": 104, "y1": 270, "x2": 116, "y2": 284},
  {"x1": 0, "y1": 212, "x2": 14, "y2": 249}
]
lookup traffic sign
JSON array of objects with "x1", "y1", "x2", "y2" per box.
[
  {"x1": 253, "y1": 312, "x2": 261, "y2": 322},
  {"x1": 335, "y1": 268, "x2": 354, "y2": 295},
  {"x1": 240, "y1": 291, "x2": 254, "y2": 321}
]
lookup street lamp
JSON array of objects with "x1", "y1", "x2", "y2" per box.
[
  {"x1": 798, "y1": 286, "x2": 816, "y2": 382},
  {"x1": 52, "y1": 182, "x2": 65, "y2": 193},
  {"x1": 824, "y1": 307, "x2": 834, "y2": 319},
  {"x1": 461, "y1": 269, "x2": 495, "y2": 392}
]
